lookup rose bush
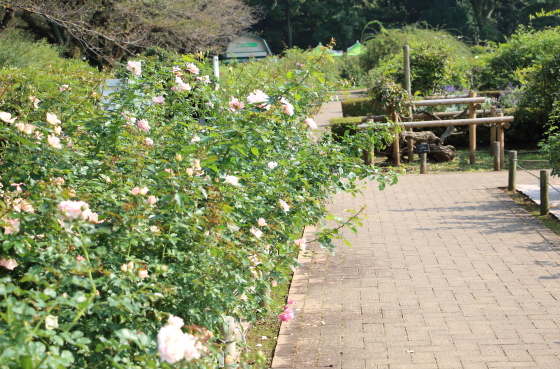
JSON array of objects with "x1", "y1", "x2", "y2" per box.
[{"x1": 0, "y1": 47, "x2": 396, "y2": 368}]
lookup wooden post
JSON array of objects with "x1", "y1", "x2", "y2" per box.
[
  {"x1": 493, "y1": 141, "x2": 500, "y2": 171},
  {"x1": 540, "y1": 170, "x2": 550, "y2": 216},
  {"x1": 468, "y1": 90, "x2": 477, "y2": 164},
  {"x1": 392, "y1": 111, "x2": 400, "y2": 166},
  {"x1": 404, "y1": 45, "x2": 414, "y2": 163},
  {"x1": 420, "y1": 149, "x2": 427, "y2": 174},
  {"x1": 497, "y1": 112, "x2": 505, "y2": 169},
  {"x1": 508, "y1": 151, "x2": 517, "y2": 191},
  {"x1": 489, "y1": 106, "x2": 497, "y2": 155}
]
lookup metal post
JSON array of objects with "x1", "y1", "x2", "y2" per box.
[
  {"x1": 213, "y1": 56, "x2": 220, "y2": 80},
  {"x1": 508, "y1": 151, "x2": 517, "y2": 191},
  {"x1": 541, "y1": 170, "x2": 550, "y2": 216},
  {"x1": 493, "y1": 141, "x2": 500, "y2": 171}
]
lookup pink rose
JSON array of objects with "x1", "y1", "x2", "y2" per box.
[
  {"x1": 229, "y1": 97, "x2": 245, "y2": 112},
  {"x1": 48, "y1": 135, "x2": 62, "y2": 149},
  {"x1": 279, "y1": 97, "x2": 294, "y2": 116},
  {"x1": 131, "y1": 187, "x2": 140, "y2": 195},
  {"x1": 54, "y1": 177, "x2": 65, "y2": 186},
  {"x1": 10, "y1": 183, "x2": 23, "y2": 193},
  {"x1": 168, "y1": 315, "x2": 184, "y2": 328},
  {"x1": 0, "y1": 257, "x2": 17, "y2": 270},
  {"x1": 46, "y1": 112, "x2": 61, "y2": 125},
  {"x1": 148, "y1": 196, "x2": 158, "y2": 205},
  {"x1": 88, "y1": 212, "x2": 104, "y2": 224},
  {"x1": 152, "y1": 96, "x2": 165, "y2": 104},
  {"x1": 185, "y1": 62, "x2": 200, "y2": 75},
  {"x1": 257, "y1": 218, "x2": 267, "y2": 227},
  {"x1": 267, "y1": 161, "x2": 278, "y2": 170},
  {"x1": 190, "y1": 135, "x2": 201, "y2": 143},
  {"x1": 126, "y1": 61, "x2": 142, "y2": 76},
  {"x1": 76, "y1": 255, "x2": 86, "y2": 261},
  {"x1": 57, "y1": 200, "x2": 90, "y2": 221},
  {"x1": 0, "y1": 112, "x2": 17, "y2": 124},
  {"x1": 224, "y1": 175, "x2": 240, "y2": 186},
  {"x1": 157, "y1": 325, "x2": 188, "y2": 364},
  {"x1": 304, "y1": 118, "x2": 317, "y2": 129},
  {"x1": 279, "y1": 199, "x2": 290, "y2": 212},
  {"x1": 144, "y1": 137, "x2": 154, "y2": 147},
  {"x1": 294, "y1": 238, "x2": 307, "y2": 250},
  {"x1": 3, "y1": 218, "x2": 20, "y2": 235},
  {"x1": 138, "y1": 269, "x2": 148, "y2": 279},
  {"x1": 139, "y1": 187, "x2": 149, "y2": 195},
  {"x1": 250, "y1": 227, "x2": 263, "y2": 239},
  {"x1": 278, "y1": 306, "x2": 295, "y2": 322},
  {"x1": 137, "y1": 119, "x2": 151, "y2": 132}
]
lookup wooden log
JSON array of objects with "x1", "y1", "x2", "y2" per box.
[
  {"x1": 424, "y1": 93, "x2": 471, "y2": 100},
  {"x1": 420, "y1": 152, "x2": 427, "y2": 174},
  {"x1": 400, "y1": 131, "x2": 440, "y2": 144},
  {"x1": 469, "y1": 90, "x2": 477, "y2": 165},
  {"x1": 360, "y1": 109, "x2": 512, "y2": 123},
  {"x1": 358, "y1": 116, "x2": 514, "y2": 130},
  {"x1": 408, "y1": 97, "x2": 486, "y2": 107}
]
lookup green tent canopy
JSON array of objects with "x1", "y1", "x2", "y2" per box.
[
  {"x1": 347, "y1": 40, "x2": 366, "y2": 56},
  {"x1": 310, "y1": 43, "x2": 343, "y2": 57}
]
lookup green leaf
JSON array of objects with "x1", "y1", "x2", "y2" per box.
[{"x1": 250, "y1": 147, "x2": 259, "y2": 156}]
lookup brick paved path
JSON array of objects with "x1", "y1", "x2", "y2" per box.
[{"x1": 272, "y1": 101, "x2": 560, "y2": 369}]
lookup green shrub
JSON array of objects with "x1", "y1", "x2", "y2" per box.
[
  {"x1": 341, "y1": 97, "x2": 384, "y2": 117},
  {"x1": 0, "y1": 29, "x2": 64, "y2": 69},
  {"x1": 330, "y1": 117, "x2": 364, "y2": 138}
]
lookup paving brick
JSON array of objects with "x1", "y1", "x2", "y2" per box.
[{"x1": 271, "y1": 98, "x2": 560, "y2": 369}]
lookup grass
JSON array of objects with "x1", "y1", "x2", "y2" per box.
[
  {"x1": 240, "y1": 277, "x2": 291, "y2": 368},
  {"x1": 376, "y1": 148, "x2": 550, "y2": 174},
  {"x1": 502, "y1": 188, "x2": 560, "y2": 237}
]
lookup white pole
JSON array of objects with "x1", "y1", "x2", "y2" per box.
[{"x1": 213, "y1": 56, "x2": 220, "y2": 80}]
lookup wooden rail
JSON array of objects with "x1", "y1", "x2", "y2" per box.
[{"x1": 409, "y1": 97, "x2": 486, "y2": 107}]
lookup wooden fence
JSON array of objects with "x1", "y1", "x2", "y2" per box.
[{"x1": 357, "y1": 91, "x2": 514, "y2": 169}]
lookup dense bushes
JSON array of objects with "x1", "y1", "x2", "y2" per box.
[{"x1": 0, "y1": 39, "x2": 397, "y2": 368}]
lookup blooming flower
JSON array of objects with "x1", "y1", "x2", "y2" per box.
[
  {"x1": 168, "y1": 315, "x2": 184, "y2": 328},
  {"x1": 250, "y1": 227, "x2": 263, "y2": 239},
  {"x1": 165, "y1": 168, "x2": 174, "y2": 175},
  {"x1": 150, "y1": 226, "x2": 160, "y2": 233},
  {"x1": 148, "y1": 195, "x2": 158, "y2": 205},
  {"x1": 57, "y1": 200, "x2": 90, "y2": 221},
  {"x1": 267, "y1": 161, "x2": 278, "y2": 170},
  {"x1": 279, "y1": 97, "x2": 294, "y2": 116},
  {"x1": 88, "y1": 212, "x2": 104, "y2": 224},
  {"x1": 247, "y1": 89, "x2": 270, "y2": 110},
  {"x1": 120, "y1": 264, "x2": 128, "y2": 272},
  {"x1": 53, "y1": 126, "x2": 62, "y2": 135},
  {"x1": 76, "y1": 255, "x2": 86, "y2": 261},
  {"x1": 294, "y1": 238, "x2": 307, "y2": 250},
  {"x1": 278, "y1": 306, "x2": 295, "y2": 322},
  {"x1": 138, "y1": 269, "x2": 148, "y2": 279},
  {"x1": 46, "y1": 112, "x2": 61, "y2": 125},
  {"x1": 11, "y1": 183, "x2": 23, "y2": 193},
  {"x1": 304, "y1": 118, "x2": 317, "y2": 129},
  {"x1": 190, "y1": 135, "x2": 201, "y2": 143},
  {"x1": 48, "y1": 135, "x2": 62, "y2": 149},
  {"x1": 45, "y1": 315, "x2": 59, "y2": 330},
  {"x1": 22, "y1": 124, "x2": 36, "y2": 135},
  {"x1": 157, "y1": 325, "x2": 189, "y2": 364},
  {"x1": 139, "y1": 187, "x2": 149, "y2": 195},
  {"x1": 279, "y1": 199, "x2": 290, "y2": 212},
  {"x1": 54, "y1": 177, "x2": 65, "y2": 186},
  {"x1": 229, "y1": 97, "x2": 245, "y2": 112},
  {"x1": 185, "y1": 62, "x2": 200, "y2": 75},
  {"x1": 0, "y1": 257, "x2": 17, "y2": 270},
  {"x1": 137, "y1": 119, "x2": 151, "y2": 132},
  {"x1": 224, "y1": 175, "x2": 240, "y2": 186},
  {"x1": 152, "y1": 96, "x2": 165, "y2": 104},
  {"x1": 258, "y1": 218, "x2": 267, "y2": 227},
  {"x1": 126, "y1": 61, "x2": 142, "y2": 76},
  {"x1": 29, "y1": 96, "x2": 41, "y2": 109},
  {"x1": 131, "y1": 187, "x2": 140, "y2": 195},
  {"x1": 12, "y1": 198, "x2": 34, "y2": 213},
  {"x1": 144, "y1": 137, "x2": 154, "y2": 147},
  {"x1": 0, "y1": 112, "x2": 16, "y2": 124},
  {"x1": 172, "y1": 76, "x2": 191, "y2": 91},
  {"x1": 123, "y1": 113, "x2": 137, "y2": 125},
  {"x1": 3, "y1": 218, "x2": 20, "y2": 235}
]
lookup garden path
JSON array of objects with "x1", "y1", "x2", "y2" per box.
[{"x1": 272, "y1": 99, "x2": 560, "y2": 368}]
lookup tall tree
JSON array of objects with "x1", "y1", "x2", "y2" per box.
[{"x1": 0, "y1": 0, "x2": 258, "y2": 66}]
